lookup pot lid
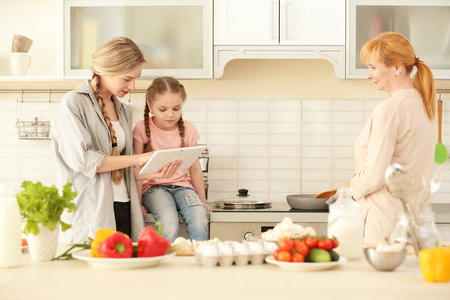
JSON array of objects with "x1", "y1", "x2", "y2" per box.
[
  {"x1": 214, "y1": 189, "x2": 272, "y2": 209},
  {"x1": 215, "y1": 189, "x2": 269, "y2": 203}
]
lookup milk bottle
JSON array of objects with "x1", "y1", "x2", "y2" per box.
[
  {"x1": 0, "y1": 184, "x2": 22, "y2": 268},
  {"x1": 327, "y1": 187, "x2": 363, "y2": 260}
]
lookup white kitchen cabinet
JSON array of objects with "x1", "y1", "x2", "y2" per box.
[
  {"x1": 0, "y1": 0, "x2": 60, "y2": 80},
  {"x1": 280, "y1": 0, "x2": 345, "y2": 46},
  {"x1": 214, "y1": 0, "x2": 345, "y2": 46},
  {"x1": 63, "y1": 0, "x2": 213, "y2": 79},
  {"x1": 347, "y1": 0, "x2": 450, "y2": 79},
  {"x1": 214, "y1": 0, "x2": 279, "y2": 45},
  {"x1": 213, "y1": 0, "x2": 346, "y2": 79}
]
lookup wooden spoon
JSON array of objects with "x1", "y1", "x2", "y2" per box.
[
  {"x1": 435, "y1": 98, "x2": 447, "y2": 164},
  {"x1": 316, "y1": 189, "x2": 337, "y2": 199}
]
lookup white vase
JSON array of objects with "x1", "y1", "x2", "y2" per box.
[{"x1": 27, "y1": 223, "x2": 59, "y2": 261}]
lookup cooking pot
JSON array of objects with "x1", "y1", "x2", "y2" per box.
[
  {"x1": 286, "y1": 194, "x2": 329, "y2": 211},
  {"x1": 214, "y1": 189, "x2": 272, "y2": 209}
]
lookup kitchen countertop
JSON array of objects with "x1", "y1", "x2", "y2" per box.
[{"x1": 1, "y1": 245, "x2": 449, "y2": 300}]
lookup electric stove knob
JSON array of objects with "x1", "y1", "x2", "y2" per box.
[{"x1": 243, "y1": 231, "x2": 254, "y2": 240}]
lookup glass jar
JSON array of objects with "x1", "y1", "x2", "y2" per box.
[
  {"x1": 415, "y1": 211, "x2": 441, "y2": 250},
  {"x1": 328, "y1": 187, "x2": 364, "y2": 260},
  {"x1": 388, "y1": 211, "x2": 409, "y2": 249}
]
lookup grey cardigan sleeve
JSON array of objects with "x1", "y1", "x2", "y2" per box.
[{"x1": 52, "y1": 92, "x2": 105, "y2": 179}]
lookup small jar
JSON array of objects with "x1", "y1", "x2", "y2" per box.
[
  {"x1": 388, "y1": 211, "x2": 409, "y2": 249},
  {"x1": 415, "y1": 211, "x2": 441, "y2": 250}
]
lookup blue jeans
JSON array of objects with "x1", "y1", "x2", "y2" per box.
[{"x1": 142, "y1": 185, "x2": 209, "y2": 242}]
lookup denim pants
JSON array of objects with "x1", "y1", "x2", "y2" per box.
[{"x1": 142, "y1": 185, "x2": 209, "y2": 242}]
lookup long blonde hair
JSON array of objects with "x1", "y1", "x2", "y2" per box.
[
  {"x1": 360, "y1": 32, "x2": 435, "y2": 121},
  {"x1": 91, "y1": 37, "x2": 146, "y2": 184},
  {"x1": 143, "y1": 77, "x2": 187, "y2": 153}
]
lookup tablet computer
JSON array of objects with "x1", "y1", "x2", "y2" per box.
[{"x1": 138, "y1": 145, "x2": 207, "y2": 175}]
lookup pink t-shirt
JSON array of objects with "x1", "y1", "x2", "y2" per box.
[{"x1": 133, "y1": 117, "x2": 200, "y2": 194}]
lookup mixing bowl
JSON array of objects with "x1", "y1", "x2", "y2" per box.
[{"x1": 364, "y1": 247, "x2": 407, "y2": 271}]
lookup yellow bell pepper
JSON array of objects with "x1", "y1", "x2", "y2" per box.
[
  {"x1": 91, "y1": 228, "x2": 116, "y2": 258},
  {"x1": 418, "y1": 247, "x2": 450, "y2": 282}
]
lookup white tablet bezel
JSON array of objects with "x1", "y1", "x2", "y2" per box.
[{"x1": 138, "y1": 145, "x2": 207, "y2": 175}]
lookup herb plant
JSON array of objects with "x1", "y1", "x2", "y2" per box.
[{"x1": 16, "y1": 181, "x2": 77, "y2": 235}]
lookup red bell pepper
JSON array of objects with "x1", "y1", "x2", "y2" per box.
[
  {"x1": 97, "y1": 232, "x2": 133, "y2": 258},
  {"x1": 137, "y1": 222, "x2": 171, "y2": 257}
]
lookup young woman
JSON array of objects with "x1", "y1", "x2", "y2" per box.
[
  {"x1": 133, "y1": 77, "x2": 209, "y2": 242},
  {"x1": 51, "y1": 37, "x2": 180, "y2": 242},
  {"x1": 338, "y1": 32, "x2": 436, "y2": 243}
]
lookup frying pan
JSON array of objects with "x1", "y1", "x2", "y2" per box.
[{"x1": 286, "y1": 194, "x2": 329, "y2": 211}]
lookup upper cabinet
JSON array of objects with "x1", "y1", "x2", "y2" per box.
[
  {"x1": 214, "y1": 0, "x2": 345, "y2": 46},
  {"x1": 213, "y1": 0, "x2": 346, "y2": 78},
  {"x1": 347, "y1": 0, "x2": 450, "y2": 79},
  {"x1": 279, "y1": 0, "x2": 345, "y2": 46},
  {"x1": 63, "y1": 0, "x2": 213, "y2": 79},
  {"x1": 214, "y1": 0, "x2": 279, "y2": 45}
]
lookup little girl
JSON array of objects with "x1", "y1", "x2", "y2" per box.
[{"x1": 133, "y1": 77, "x2": 210, "y2": 242}]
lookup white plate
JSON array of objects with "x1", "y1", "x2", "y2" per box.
[
  {"x1": 73, "y1": 250, "x2": 176, "y2": 270},
  {"x1": 265, "y1": 255, "x2": 347, "y2": 271}
]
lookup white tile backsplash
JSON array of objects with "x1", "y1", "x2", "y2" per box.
[{"x1": 3, "y1": 97, "x2": 448, "y2": 204}]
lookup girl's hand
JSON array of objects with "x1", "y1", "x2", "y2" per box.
[
  {"x1": 140, "y1": 204, "x2": 148, "y2": 219},
  {"x1": 204, "y1": 203, "x2": 212, "y2": 212},
  {"x1": 153, "y1": 160, "x2": 182, "y2": 179}
]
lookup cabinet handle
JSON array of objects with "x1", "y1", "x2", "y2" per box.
[
  {"x1": 285, "y1": 1, "x2": 294, "y2": 41},
  {"x1": 271, "y1": 1, "x2": 278, "y2": 41}
]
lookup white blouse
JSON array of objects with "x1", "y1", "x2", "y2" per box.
[{"x1": 111, "y1": 120, "x2": 129, "y2": 203}]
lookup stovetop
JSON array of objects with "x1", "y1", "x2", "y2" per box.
[{"x1": 211, "y1": 201, "x2": 328, "y2": 213}]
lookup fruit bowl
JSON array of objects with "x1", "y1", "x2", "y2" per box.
[{"x1": 364, "y1": 247, "x2": 407, "y2": 271}]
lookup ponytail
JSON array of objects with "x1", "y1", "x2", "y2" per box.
[
  {"x1": 412, "y1": 59, "x2": 436, "y2": 121},
  {"x1": 92, "y1": 74, "x2": 123, "y2": 185}
]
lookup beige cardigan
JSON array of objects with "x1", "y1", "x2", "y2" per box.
[
  {"x1": 51, "y1": 80, "x2": 144, "y2": 242},
  {"x1": 351, "y1": 89, "x2": 435, "y2": 243}
]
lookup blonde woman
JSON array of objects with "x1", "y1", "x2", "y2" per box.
[
  {"x1": 338, "y1": 32, "x2": 436, "y2": 243},
  {"x1": 51, "y1": 37, "x2": 180, "y2": 242}
]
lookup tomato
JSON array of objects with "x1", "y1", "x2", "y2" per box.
[
  {"x1": 317, "y1": 238, "x2": 333, "y2": 251},
  {"x1": 295, "y1": 240, "x2": 309, "y2": 257},
  {"x1": 330, "y1": 237, "x2": 339, "y2": 249},
  {"x1": 305, "y1": 237, "x2": 318, "y2": 249},
  {"x1": 278, "y1": 237, "x2": 295, "y2": 252},
  {"x1": 292, "y1": 252, "x2": 305, "y2": 263},
  {"x1": 277, "y1": 250, "x2": 292, "y2": 262},
  {"x1": 21, "y1": 238, "x2": 28, "y2": 246},
  {"x1": 272, "y1": 248, "x2": 282, "y2": 260}
]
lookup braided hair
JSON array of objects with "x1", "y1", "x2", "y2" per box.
[
  {"x1": 144, "y1": 77, "x2": 187, "y2": 153},
  {"x1": 91, "y1": 37, "x2": 146, "y2": 184}
]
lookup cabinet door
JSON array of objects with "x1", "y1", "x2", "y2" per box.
[
  {"x1": 280, "y1": 0, "x2": 345, "y2": 45},
  {"x1": 214, "y1": 0, "x2": 279, "y2": 45},
  {"x1": 63, "y1": 0, "x2": 212, "y2": 79}
]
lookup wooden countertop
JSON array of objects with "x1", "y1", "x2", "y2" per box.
[{"x1": 1, "y1": 245, "x2": 449, "y2": 300}]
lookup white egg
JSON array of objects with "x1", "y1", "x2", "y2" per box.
[
  {"x1": 263, "y1": 241, "x2": 279, "y2": 253},
  {"x1": 232, "y1": 242, "x2": 249, "y2": 255},
  {"x1": 195, "y1": 243, "x2": 207, "y2": 254},
  {"x1": 202, "y1": 244, "x2": 219, "y2": 257},
  {"x1": 217, "y1": 242, "x2": 233, "y2": 256},
  {"x1": 247, "y1": 241, "x2": 264, "y2": 255}
]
